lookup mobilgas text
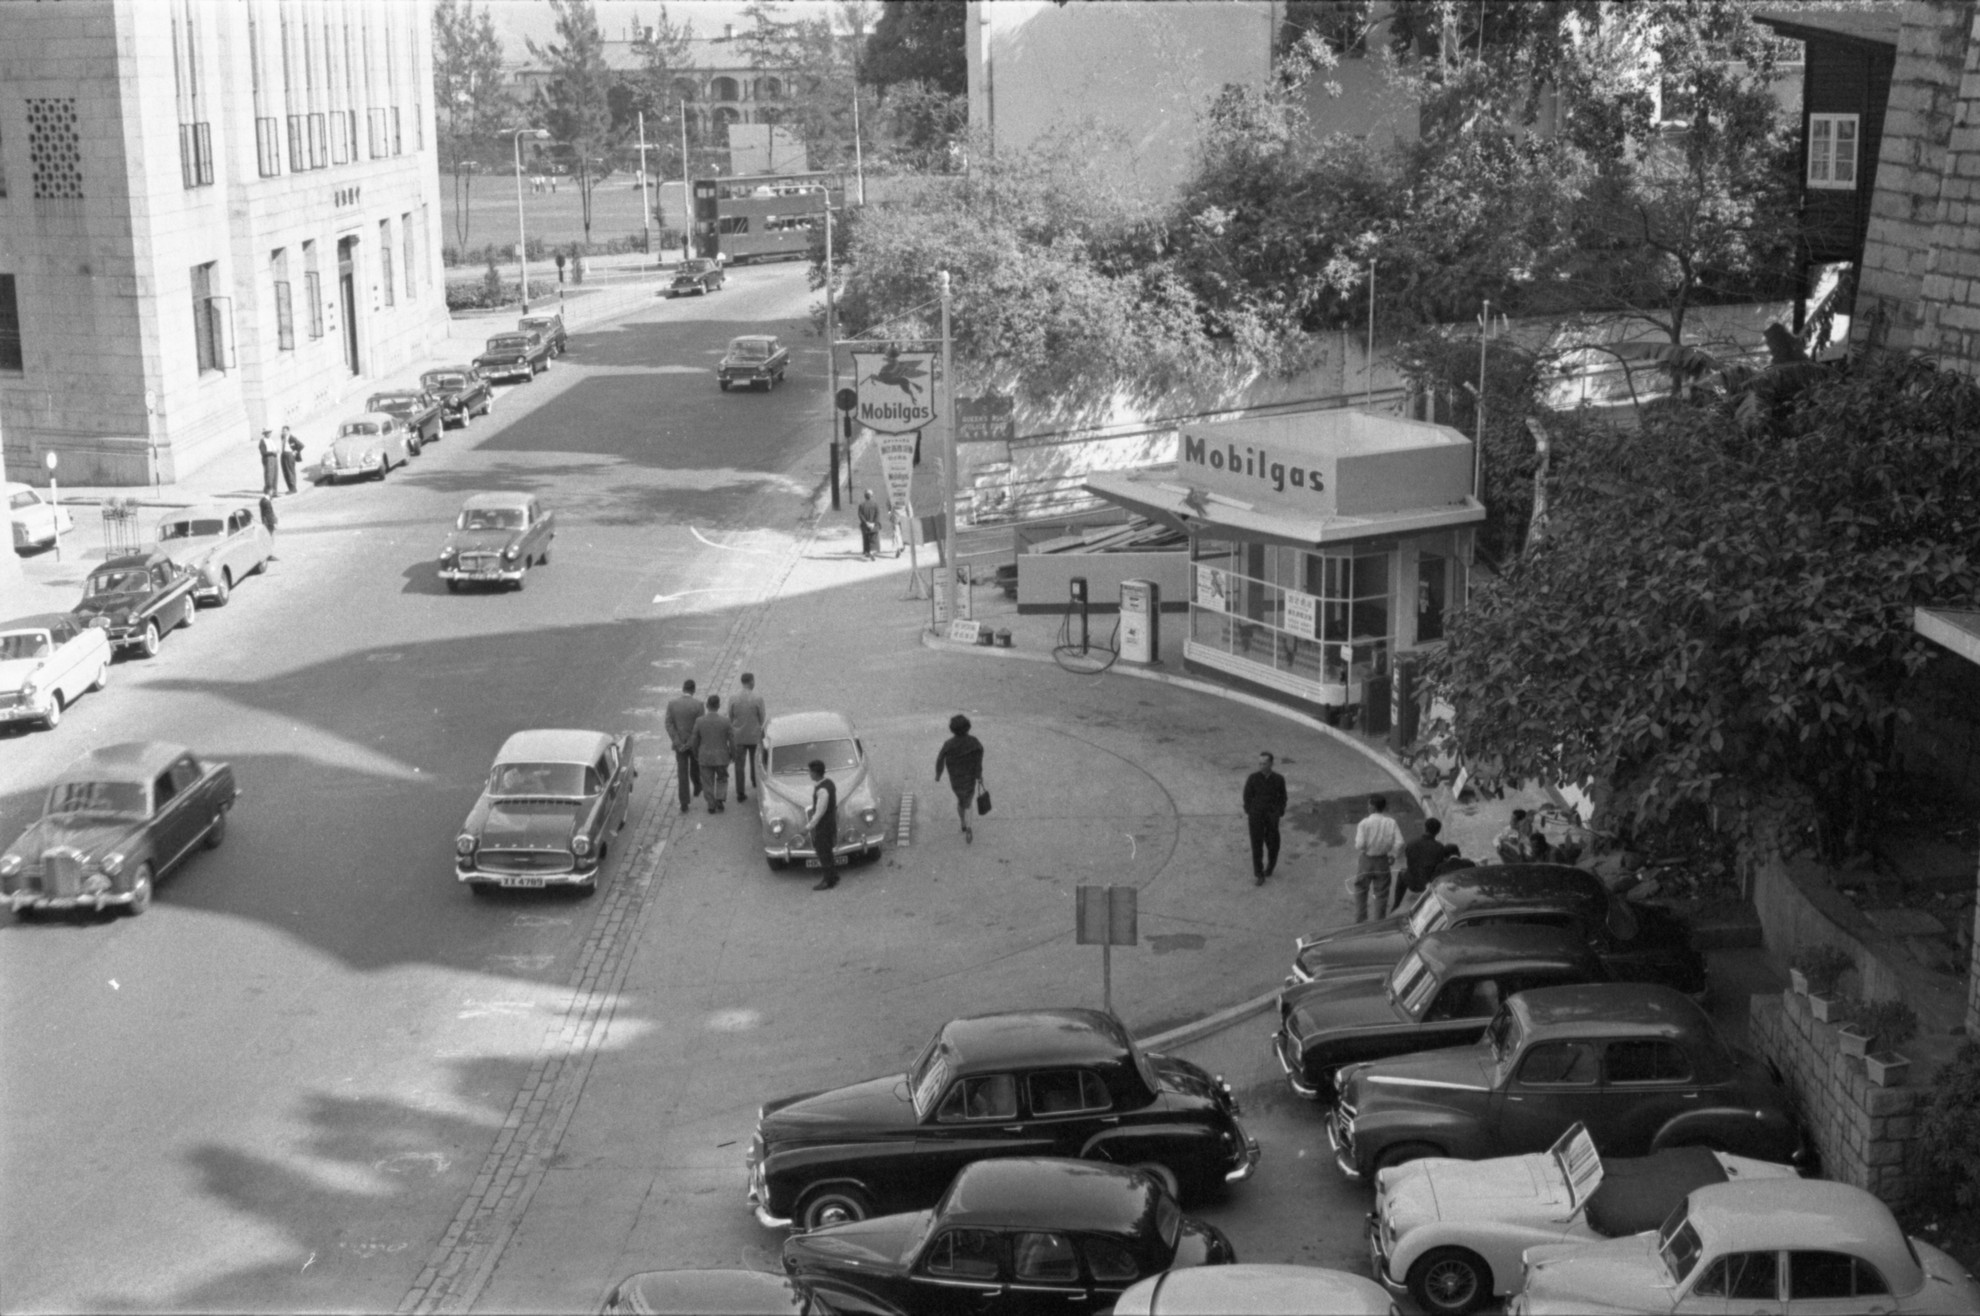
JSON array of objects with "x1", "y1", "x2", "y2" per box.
[{"x1": 1183, "y1": 435, "x2": 1325, "y2": 495}]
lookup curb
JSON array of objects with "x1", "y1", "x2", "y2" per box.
[{"x1": 1137, "y1": 990, "x2": 1280, "y2": 1052}]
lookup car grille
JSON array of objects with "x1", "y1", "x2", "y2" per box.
[
  {"x1": 459, "y1": 553, "x2": 500, "y2": 573},
  {"x1": 476, "y1": 849, "x2": 574, "y2": 874},
  {"x1": 1334, "y1": 1097, "x2": 1356, "y2": 1150},
  {"x1": 43, "y1": 850, "x2": 85, "y2": 898}
]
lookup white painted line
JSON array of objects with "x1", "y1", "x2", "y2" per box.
[
  {"x1": 652, "y1": 588, "x2": 755, "y2": 603},
  {"x1": 691, "y1": 526, "x2": 781, "y2": 555}
]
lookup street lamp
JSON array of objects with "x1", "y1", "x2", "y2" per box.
[{"x1": 512, "y1": 126, "x2": 550, "y2": 312}]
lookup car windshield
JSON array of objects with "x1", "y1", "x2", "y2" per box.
[
  {"x1": 521, "y1": 319, "x2": 555, "y2": 333},
  {"x1": 425, "y1": 374, "x2": 467, "y2": 389},
  {"x1": 459, "y1": 507, "x2": 525, "y2": 531},
  {"x1": 0, "y1": 631, "x2": 53, "y2": 660},
  {"x1": 47, "y1": 779, "x2": 146, "y2": 818},
  {"x1": 490, "y1": 762, "x2": 591, "y2": 798},
  {"x1": 1388, "y1": 949, "x2": 1440, "y2": 1016},
  {"x1": 11, "y1": 490, "x2": 42, "y2": 510},
  {"x1": 1408, "y1": 892, "x2": 1453, "y2": 940},
  {"x1": 729, "y1": 339, "x2": 770, "y2": 360},
  {"x1": 86, "y1": 570, "x2": 150, "y2": 596},
  {"x1": 909, "y1": 1039, "x2": 954, "y2": 1120},
  {"x1": 158, "y1": 518, "x2": 224, "y2": 540},
  {"x1": 1658, "y1": 1204, "x2": 1704, "y2": 1285},
  {"x1": 371, "y1": 396, "x2": 416, "y2": 412},
  {"x1": 679, "y1": 261, "x2": 711, "y2": 275},
  {"x1": 340, "y1": 422, "x2": 381, "y2": 437},
  {"x1": 769, "y1": 738, "x2": 858, "y2": 775},
  {"x1": 489, "y1": 337, "x2": 530, "y2": 351}
]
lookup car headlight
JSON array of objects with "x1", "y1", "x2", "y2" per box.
[
  {"x1": 100, "y1": 852, "x2": 124, "y2": 877},
  {"x1": 572, "y1": 834, "x2": 592, "y2": 857},
  {"x1": 0, "y1": 854, "x2": 21, "y2": 877},
  {"x1": 456, "y1": 834, "x2": 476, "y2": 856},
  {"x1": 503, "y1": 545, "x2": 520, "y2": 560},
  {"x1": 769, "y1": 818, "x2": 787, "y2": 836},
  {"x1": 861, "y1": 808, "x2": 878, "y2": 826}
]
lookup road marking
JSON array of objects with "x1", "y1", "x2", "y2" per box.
[
  {"x1": 455, "y1": 999, "x2": 540, "y2": 1020},
  {"x1": 510, "y1": 915, "x2": 570, "y2": 928},
  {"x1": 652, "y1": 587, "x2": 754, "y2": 603},
  {"x1": 691, "y1": 526, "x2": 781, "y2": 555},
  {"x1": 896, "y1": 794, "x2": 915, "y2": 848},
  {"x1": 375, "y1": 1152, "x2": 452, "y2": 1176},
  {"x1": 483, "y1": 953, "x2": 556, "y2": 972},
  {"x1": 704, "y1": 1007, "x2": 761, "y2": 1032}
]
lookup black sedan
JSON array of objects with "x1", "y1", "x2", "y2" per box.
[
  {"x1": 748, "y1": 1009, "x2": 1258, "y2": 1231},
  {"x1": 71, "y1": 551, "x2": 197, "y2": 658},
  {"x1": 718, "y1": 335, "x2": 788, "y2": 392},
  {"x1": 669, "y1": 258, "x2": 726, "y2": 297},
  {"x1": 419, "y1": 366, "x2": 494, "y2": 428},
  {"x1": 782, "y1": 1158, "x2": 1235, "y2": 1316},
  {"x1": 1273, "y1": 925, "x2": 1608, "y2": 1104},
  {"x1": 518, "y1": 313, "x2": 568, "y2": 356},
  {"x1": 365, "y1": 390, "x2": 443, "y2": 451},
  {"x1": 1288, "y1": 863, "x2": 1707, "y2": 997},
  {"x1": 474, "y1": 331, "x2": 552, "y2": 383}
]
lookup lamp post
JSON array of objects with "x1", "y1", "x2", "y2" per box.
[{"x1": 512, "y1": 126, "x2": 550, "y2": 312}]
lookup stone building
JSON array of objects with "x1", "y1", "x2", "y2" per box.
[{"x1": 0, "y1": 0, "x2": 450, "y2": 487}]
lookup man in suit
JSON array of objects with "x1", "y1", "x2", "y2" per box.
[
  {"x1": 1398, "y1": 817, "x2": 1460, "y2": 911},
  {"x1": 691, "y1": 694, "x2": 734, "y2": 814},
  {"x1": 664, "y1": 679, "x2": 704, "y2": 812},
  {"x1": 729, "y1": 672, "x2": 766, "y2": 804},
  {"x1": 1242, "y1": 751, "x2": 1288, "y2": 884}
]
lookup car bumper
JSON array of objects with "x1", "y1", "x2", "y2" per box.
[
  {"x1": 721, "y1": 372, "x2": 770, "y2": 386},
  {"x1": 438, "y1": 564, "x2": 525, "y2": 583},
  {"x1": 1325, "y1": 1106, "x2": 1362, "y2": 1180},
  {"x1": 762, "y1": 833, "x2": 885, "y2": 863},
  {"x1": 1366, "y1": 1214, "x2": 1409, "y2": 1297},
  {"x1": 8, "y1": 887, "x2": 137, "y2": 911},
  {"x1": 480, "y1": 364, "x2": 532, "y2": 381},
  {"x1": 0, "y1": 695, "x2": 56, "y2": 723},
  {"x1": 1270, "y1": 1024, "x2": 1320, "y2": 1099},
  {"x1": 1225, "y1": 1119, "x2": 1261, "y2": 1182},
  {"x1": 458, "y1": 861, "x2": 594, "y2": 888}
]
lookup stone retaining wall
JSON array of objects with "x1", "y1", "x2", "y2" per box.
[{"x1": 1750, "y1": 989, "x2": 1922, "y2": 1204}]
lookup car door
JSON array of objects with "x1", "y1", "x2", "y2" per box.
[
  {"x1": 1493, "y1": 1037, "x2": 1603, "y2": 1154},
  {"x1": 1023, "y1": 1069, "x2": 1117, "y2": 1160},
  {"x1": 911, "y1": 1228, "x2": 1008, "y2": 1316},
  {"x1": 1678, "y1": 1249, "x2": 1784, "y2": 1316},
  {"x1": 1782, "y1": 1250, "x2": 1895, "y2": 1316},
  {"x1": 1007, "y1": 1229, "x2": 1097, "y2": 1316},
  {"x1": 607, "y1": 735, "x2": 636, "y2": 829},
  {"x1": 165, "y1": 755, "x2": 213, "y2": 863},
  {"x1": 1079, "y1": 1235, "x2": 1145, "y2": 1311},
  {"x1": 914, "y1": 1074, "x2": 1055, "y2": 1203},
  {"x1": 46, "y1": 617, "x2": 82, "y2": 699},
  {"x1": 148, "y1": 765, "x2": 195, "y2": 870},
  {"x1": 1600, "y1": 1037, "x2": 1704, "y2": 1154},
  {"x1": 151, "y1": 562, "x2": 190, "y2": 628}
]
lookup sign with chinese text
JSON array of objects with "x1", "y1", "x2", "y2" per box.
[
  {"x1": 1284, "y1": 590, "x2": 1317, "y2": 638},
  {"x1": 878, "y1": 434, "x2": 916, "y2": 513},
  {"x1": 957, "y1": 394, "x2": 1016, "y2": 444}
]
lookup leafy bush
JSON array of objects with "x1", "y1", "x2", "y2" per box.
[
  {"x1": 445, "y1": 277, "x2": 555, "y2": 312},
  {"x1": 1920, "y1": 1041, "x2": 1980, "y2": 1208},
  {"x1": 1792, "y1": 944, "x2": 1855, "y2": 996},
  {"x1": 443, "y1": 236, "x2": 548, "y2": 267},
  {"x1": 1854, "y1": 999, "x2": 1919, "y2": 1048}
]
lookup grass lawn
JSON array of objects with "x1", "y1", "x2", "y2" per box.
[{"x1": 439, "y1": 173, "x2": 659, "y2": 260}]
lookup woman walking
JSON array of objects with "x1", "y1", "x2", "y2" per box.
[{"x1": 934, "y1": 713, "x2": 987, "y2": 843}]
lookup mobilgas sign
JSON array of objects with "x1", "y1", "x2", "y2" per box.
[
  {"x1": 1182, "y1": 434, "x2": 1326, "y2": 497},
  {"x1": 851, "y1": 349, "x2": 938, "y2": 435}
]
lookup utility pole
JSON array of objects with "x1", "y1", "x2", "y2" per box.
[
  {"x1": 826, "y1": 205, "x2": 842, "y2": 510},
  {"x1": 941, "y1": 271, "x2": 958, "y2": 628},
  {"x1": 1474, "y1": 298, "x2": 1491, "y2": 502},
  {"x1": 636, "y1": 110, "x2": 653, "y2": 258},
  {"x1": 1366, "y1": 259, "x2": 1376, "y2": 407},
  {"x1": 679, "y1": 100, "x2": 692, "y2": 259},
  {"x1": 851, "y1": 81, "x2": 866, "y2": 206}
]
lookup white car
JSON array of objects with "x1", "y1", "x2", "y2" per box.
[
  {"x1": 8, "y1": 482, "x2": 73, "y2": 552},
  {"x1": 156, "y1": 504, "x2": 272, "y2": 605},
  {"x1": 1509, "y1": 1178, "x2": 1980, "y2": 1315},
  {"x1": 319, "y1": 413, "x2": 414, "y2": 482},
  {"x1": 1113, "y1": 1263, "x2": 1391, "y2": 1314},
  {"x1": 754, "y1": 711, "x2": 887, "y2": 870},
  {"x1": 0, "y1": 613, "x2": 111, "y2": 730},
  {"x1": 1374, "y1": 1120, "x2": 1797, "y2": 1314}
]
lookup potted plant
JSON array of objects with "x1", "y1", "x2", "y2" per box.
[
  {"x1": 1867, "y1": 1052, "x2": 1912, "y2": 1087},
  {"x1": 1795, "y1": 945, "x2": 1854, "y2": 1019},
  {"x1": 1837, "y1": 1017, "x2": 1873, "y2": 1057},
  {"x1": 1810, "y1": 989, "x2": 1849, "y2": 1024},
  {"x1": 1856, "y1": 1000, "x2": 1919, "y2": 1085}
]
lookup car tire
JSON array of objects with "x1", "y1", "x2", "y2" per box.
[
  {"x1": 469, "y1": 882, "x2": 496, "y2": 898},
  {"x1": 445, "y1": 579, "x2": 460, "y2": 594},
  {"x1": 719, "y1": 380, "x2": 731, "y2": 392},
  {"x1": 1127, "y1": 1161, "x2": 1183, "y2": 1203},
  {"x1": 538, "y1": 544, "x2": 550, "y2": 566},
  {"x1": 41, "y1": 691, "x2": 63, "y2": 729},
  {"x1": 511, "y1": 569, "x2": 525, "y2": 592},
  {"x1": 125, "y1": 863, "x2": 155, "y2": 916},
  {"x1": 90, "y1": 660, "x2": 108, "y2": 692},
  {"x1": 212, "y1": 569, "x2": 232, "y2": 605},
  {"x1": 767, "y1": 855, "x2": 789, "y2": 870},
  {"x1": 1374, "y1": 1142, "x2": 1440, "y2": 1173},
  {"x1": 139, "y1": 621, "x2": 161, "y2": 658},
  {"x1": 204, "y1": 809, "x2": 227, "y2": 849},
  {"x1": 1408, "y1": 1247, "x2": 1492, "y2": 1316},
  {"x1": 797, "y1": 1185, "x2": 872, "y2": 1231}
]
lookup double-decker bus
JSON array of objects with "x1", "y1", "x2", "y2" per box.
[{"x1": 691, "y1": 171, "x2": 843, "y2": 264}]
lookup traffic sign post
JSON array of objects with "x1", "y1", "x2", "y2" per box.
[{"x1": 1074, "y1": 884, "x2": 1138, "y2": 1015}]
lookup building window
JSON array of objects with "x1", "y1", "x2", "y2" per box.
[
  {"x1": 331, "y1": 108, "x2": 349, "y2": 164},
  {"x1": 179, "y1": 122, "x2": 214, "y2": 188},
  {"x1": 255, "y1": 118, "x2": 282, "y2": 177},
  {"x1": 303, "y1": 240, "x2": 323, "y2": 338},
  {"x1": 191, "y1": 261, "x2": 231, "y2": 373},
  {"x1": 402, "y1": 213, "x2": 415, "y2": 299},
  {"x1": 288, "y1": 115, "x2": 305, "y2": 172},
  {"x1": 1187, "y1": 540, "x2": 1393, "y2": 689},
  {"x1": 0, "y1": 274, "x2": 23, "y2": 373},
  {"x1": 308, "y1": 112, "x2": 328, "y2": 168},
  {"x1": 27, "y1": 98, "x2": 85, "y2": 199},
  {"x1": 368, "y1": 108, "x2": 389, "y2": 159},
  {"x1": 1, "y1": 122, "x2": 9, "y2": 196},
  {"x1": 392, "y1": 106, "x2": 402, "y2": 155},
  {"x1": 272, "y1": 249, "x2": 294, "y2": 351},
  {"x1": 379, "y1": 220, "x2": 394, "y2": 306},
  {"x1": 1809, "y1": 113, "x2": 1858, "y2": 190}
]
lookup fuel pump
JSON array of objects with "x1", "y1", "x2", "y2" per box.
[
  {"x1": 1117, "y1": 579, "x2": 1160, "y2": 664},
  {"x1": 1069, "y1": 576, "x2": 1089, "y2": 654}
]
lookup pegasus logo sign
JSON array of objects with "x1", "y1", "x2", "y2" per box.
[{"x1": 850, "y1": 349, "x2": 938, "y2": 434}]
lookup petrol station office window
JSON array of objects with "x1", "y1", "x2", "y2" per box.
[
  {"x1": 1188, "y1": 538, "x2": 1391, "y2": 687},
  {"x1": 1808, "y1": 114, "x2": 1858, "y2": 189}
]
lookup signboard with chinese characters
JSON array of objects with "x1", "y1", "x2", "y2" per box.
[
  {"x1": 878, "y1": 434, "x2": 916, "y2": 513},
  {"x1": 957, "y1": 394, "x2": 1016, "y2": 444},
  {"x1": 1283, "y1": 589, "x2": 1317, "y2": 638},
  {"x1": 850, "y1": 349, "x2": 937, "y2": 434}
]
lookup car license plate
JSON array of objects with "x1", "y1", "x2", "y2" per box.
[
  {"x1": 804, "y1": 857, "x2": 822, "y2": 868},
  {"x1": 470, "y1": 571, "x2": 501, "y2": 581},
  {"x1": 500, "y1": 876, "x2": 547, "y2": 888}
]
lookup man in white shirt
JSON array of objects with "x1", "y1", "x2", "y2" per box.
[{"x1": 1351, "y1": 794, "x2": 1406, "y2": 923}]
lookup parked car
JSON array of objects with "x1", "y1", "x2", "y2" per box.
[
  {"x1": 0, "y1": 613, "x2": 111, "y2": 730},
  {"x1": 518, "y1": 312, "x2": 568, "y2": 356},
  {"x1": 0, "y1": 741, "x2": 237, "y2": 917},
  {"x1": 1273, "y1": 925, "x2": 1609, "y2": 1103},
  {"x1": 1328, "y1": 983, "x2": 1809, "y2": 1183},
  {"x1": 456, "y1": 728, "x2": 635, "y2": 895},
  {"x1": 155, "y1": 504, "x2": 272, "y2": 606},
  {"x1": 475, "y1": 331, "x2": 552, "y2": 382},
  {"x1": 72, "y1": 551, "x2": 197, "y2": 658},
  {"x1": 601, "y1": 1269, "x2": 806, "y2": 1315},
  {"x1": 1113, "y1": 1264, "x2": 1392, "y2": 1315},
  {"x1": 1288, "y1": 864, "x2": 1707, "y2": 997},
  {"x1": 320, "y1": 414, "x2": 414, "y2": 482},
  {"x1": 419, "y1": 366, "x2": 494, "y2": 427},
  {"x1": 8, "y1": 481, "x2": 73, "y2": 552},
  {"x1": 365, "y1": 390, "x2": 444, "y2": 451},
  {"x1": 781, "y1": 1158, "x2": 1236, "y2": 1316},
  {"x1": 747, "y1": 1008, "x2": 1259, "y2": 1231},
  {"x1": 718, "y1": 335, "x2": 788, "y2": 391},
  {"x1": 1372, "y1": 1119, "x2": 1799, "y2": 1314},
  {"x1": 437, "y1": 492, "x2": 555, "y2": 592},
  {"x1": 1509, "y1": 1178, "x2": 1980, "y2": 1315},
  {"x1": 755, "y1": 710, "x2": 887, "y2": 870},
  {"x1": 669, "y1": 258, "x2": 726, "y2": 297}
]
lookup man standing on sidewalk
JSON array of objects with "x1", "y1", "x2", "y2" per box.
[
  {"x1": 856, "y1": 489, "x2": 880, "y2": 560},
  {"x1": 730, "y1": 672, "x2": 766, "y2": 804},
  {"x1": 1398, "y1": 816, "x2": 1458, "y2": 911},
  {"x1": 806, "y1": 759, "x2": 839, "y2": 891},
  {"x1": 665, "y1": 679, "x2": 704, "y2": 812},
  {"x1": 692, "y1": 694, "x2": 734, "y2": 814},
  {"x1": 1351, "y1": 794, "x2": 1405, "y2": 922},
  {"x1": 279, "y1": 426, "x2": 303, "y2": 494},
  {"x1": 257, "y1": 429, "x2": 280, "y2": 497},
  {"x1": 1242, "y1": 752, "x2": 1287, "y2": 884}
]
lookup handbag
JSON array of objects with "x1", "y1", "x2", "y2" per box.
[{"x1": 975, "y1": 785, "x2": 992, "y2": 815}]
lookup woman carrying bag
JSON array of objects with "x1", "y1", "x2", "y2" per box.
[{"x1": 934, "y1": 714, "x2": 988, "y2": 844}]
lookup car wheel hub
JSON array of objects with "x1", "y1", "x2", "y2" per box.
[{"x1": 1427, "y1": 1261, "x2": 1476, "y2": 1305}]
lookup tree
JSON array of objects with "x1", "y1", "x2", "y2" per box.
[
  {"x1": 1430, "y1": 352, "x2": 1980, "y2": 862},
  {"x1": 528, "y1": 0, "x2": 615, "y2": 243},
  {"x1": 861, "y1": 0, "x2": 964, "y2": 96},
  {"x1": 609, "y1": 5, "x2": 696, "y2": 182},
  {"x1": 432, "y1": 0, "x2": 508, "y2": 250}
]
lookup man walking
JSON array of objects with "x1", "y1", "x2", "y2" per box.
[
  {"x1": 692, "y1": 694, "x2": 734, "y2": 813},
  {"x1": 1399, "y1": 816, "x2": 1459, "y2": 911},
  {"x1": 257, "y1": 429, "x2": 280, "y2": 497},
  {"x1": 665, "y1": 679, "x2": 704, "y2": 812},
  {"x1": 806, "y1": 759, "x2": 839, "y2": 891},
  {"x1": 1351, "y1": 794, "x2": 1405, "y2": 923},
  {"x1": 730, "y1": 672, "x2": 766, "y2": 804},
  {"x1": 856, "y1": 489, "x2": 880, "y2": 560},
  {"x1": 1242, "y1": 752, "x2": 1287, "y2": 884},
  {"x1": 279, "y1": 426, "x2": 303, "y2": 494}
]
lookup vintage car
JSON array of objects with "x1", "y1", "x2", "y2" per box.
[
  {"x1": 1289, "y1": 864, "x2": 1707, "y2": 997},
  {"x1": 0, "y1": 613, "x2": 111, "y2": 730},
  {"x1": 1273, "y1": 925, "x2": 1609, "y2": 1103},
  {"x1": 475, "y1": 331, "x2": 552, "y2": 383},
  {"x1": 668, "y1": 258, "x2": 727, "y2": 297},
  {"x1": 1508, "y1": 1178, "x2": 1980, "y2": 1315},
  {"x1": 155, "y1": 504, "x2": 272, "y2": 605},
  {"x1": 8, "y1": 481, "x2": 73, "y2": 552},
  {"x1": 1372, "y1": 1119, "x2": 1800, "y2": 1314},
  {"x1": 601, "y1": 1269, "x2": 807, "y2": 1315},
  {"x1": 719, "y1": 335, "x2": 788, "y2": 392},
  {"x1": 437, "y1": 492, "x2": 556, "y2": 591},
  {"x1": 518, "y1": 312, "x2": 568, "y2": 356},
  {"x1": 1113, "y1": 1264, "x2": 1391, "y2": 1315},
  {"x1": 748, "y1": 1009, "x2": 1258, "y2": 1232},
  {"x1": 419, "y1": 366, "x2": 494, "y2": 427},
  {"x1": 456, "y1": 728, "x2": 635, "y2": 894},
  {"x1": 72, "y1": 551, "x2": 198, "y2": 657},
  {"x1": 320, "y1": 413, "x2": 414, "y2": 482},
  {"x1": 365, "y1": 390, "x2": 444, "y2": 450},
  {"x1": 0, "y1": 741, "x2": 237, "y2": 917},
  {"x1": 755, "y1": 710, "x2": 888, "y2": 869},
  {"x1": 1329, "y1": 983, "x2": 1809, "y2": 1183},
  {"x1": 781, "y1": 1158, "x2": 1236, "y2": 1316}
]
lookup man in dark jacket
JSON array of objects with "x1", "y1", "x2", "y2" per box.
[
  {"x1": 664, "y1": 679, "x2": 704, "y2": 811},
  {"x1": 1399, "y1": 817, "x2": 1460, "y2": 910},
  {"x1": 1242, "y1": 751, "x2": 1288, "y2": 883}
]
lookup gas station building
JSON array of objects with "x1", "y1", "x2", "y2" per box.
[{"x1": 1086, "y1": 409, "x2": 1484, "y2": 731}]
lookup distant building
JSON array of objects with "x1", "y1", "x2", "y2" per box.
[{"x1": 0, "y1": 0, "x2": 450, "y2": 487}]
